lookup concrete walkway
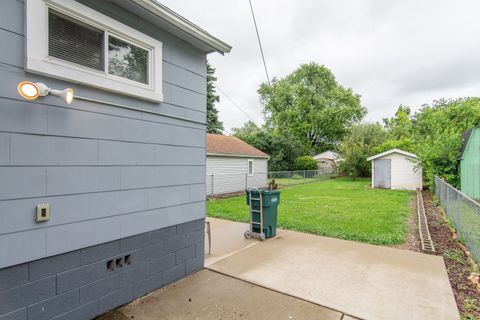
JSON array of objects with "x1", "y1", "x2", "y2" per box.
[
  {"x1": 100, "y1": 218, "x2": 458, "y2": 320},
  {"x1": 101, "y1": 269, "x2": 344, "y2": 320},
  {"x1": 206, "y1": 218, "x2": 459, "y2": 320}
]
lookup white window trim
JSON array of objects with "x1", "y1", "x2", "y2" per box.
[
  {"x1": 26, "y1": 0, "x2": 163, "y2": 102},
  {"x1": 247, "y1": 159, "x2": 254, "y2": 176}
]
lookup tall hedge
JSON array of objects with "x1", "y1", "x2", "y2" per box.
[{"x1": 293, "y1": 156, "x2": 318, "y2": 170}]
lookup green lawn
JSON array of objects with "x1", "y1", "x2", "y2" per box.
[{"x1": 207, "y1": 178, "x2": 414, "y2": 245}]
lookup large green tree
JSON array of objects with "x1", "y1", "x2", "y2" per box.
[
  {"x1": 338, "y1": 123, "x2": 386, "y2": 180},
  {"x1": 379, "y1": 98, "x2": 480, "y2": 188},
  {"x1": 412, "y1": 98, "x2": 480, "y2": 187},
  {"x1": 373, "y1": 105, "x2": 416, "y2": 154},
  {"x1": 206, "y1": 62, "x2": 224, "y2": 134},
  {"x1": 233, "y1": 121, "x2": 307, "y2": 171},
  {"x1": 258, "y1": 62, "x2": 366, "y2": 152}
]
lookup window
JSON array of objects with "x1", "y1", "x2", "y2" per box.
[
  {"x1": 108, "y1": 36, "x2": 149, "y2": 84},
  {"x1": 248, "y1": 159, "x2": 254, "y2": 176},
  {"x1": 26, "y1": 0, "x2": 163, "y2": 102},
  {"x1": 48, "y1": 10, "x2": 105, "y2": 71}
]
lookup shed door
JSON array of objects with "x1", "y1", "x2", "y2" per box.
[{"x1": 374, "y1": 159, "x2": 391, "y2": 188}]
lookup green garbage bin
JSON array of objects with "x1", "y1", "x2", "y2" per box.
[{"x1": 245, "y1": 188, "x2": 281, "y2": 240}]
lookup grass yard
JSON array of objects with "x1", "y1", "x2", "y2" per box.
[{"x1": 207, "y1": 178, "x2": 414, "y2": 245}]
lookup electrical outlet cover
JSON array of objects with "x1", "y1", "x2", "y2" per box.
[{"x1": 36, "y1": 203, "x2": 50, "y2": 222}]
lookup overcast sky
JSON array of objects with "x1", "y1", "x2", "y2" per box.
[{"x1": 161, "y1": 0, "x2": 480, "y2": 132}]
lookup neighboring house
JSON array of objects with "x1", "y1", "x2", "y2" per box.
[
  {"x1": 313, "y1": 150, "x2": 342, "y2": 173},
  {"x1": 206, "y1": 134, "x2": 269, "y2": 195},
  {"x1": 367, "y1": 149, "x2": 422, "y2": 190},
  {"x1": 459, "y1": 126, "x2": 480, "y2": 199},
  {"x1": 0, "y1": 1, "x2": 230, "y2": 319}
]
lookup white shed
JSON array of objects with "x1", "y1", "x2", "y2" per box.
[
  {"x1": 367, "y1": 149, "x2": 422, "y2": 190},
  {"x1": 206, "y1": 134, "x2": 269, "y2": 195}
]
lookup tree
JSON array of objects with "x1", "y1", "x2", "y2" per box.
[
  {"x1": 411, "y1": 98, "x2": 480, "y2": 187},
  {"x1": 206, "y1": 62, "x2": 224, "y2": 134},
  {"x1": 258, "y1": 62, "x2": 366, "y2": 152},
  {"x1": 232, "y1": 122, "x2": 307, "y2": 171},
  {"x1": 372, "y1": 136, "x2": 416, "y2": 155},
  {"x1": 382, "y1": 105, "x2": 413, "y2": 140},
  {"x1": 380, "y1": 98, "x2": 480, "y2": 188},
  {"x1": 338, "y1": 123, "x2": 386, "y2": 180},
  {"x1": 293, "y1": 156, "x2": 318, "y2": 170}
]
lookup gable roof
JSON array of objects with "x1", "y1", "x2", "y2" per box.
[
  {"x1": 459, "y1": 127, "x2": 475, "y2": 159},
  {"x1": 313, "y1": 151, "x2": 342, "y2": 161},
  {"x1": 367, "y1": 148, "x2": 418, "y2": 162},
  {"x1": 206, "y1": 134, "x2": 269, "y2": 159},
  {"x1": 115, "y1": 0, "x2": 232, "y2": 54}
]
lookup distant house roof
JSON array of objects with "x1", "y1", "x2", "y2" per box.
[
  {"x1": 206, "y1": 134, "x2": 269, "y2": 159},
  {"x1": 459, "y1": 127, "x2": 475, "y2": 159},
  {"x1": 313, "y1": 151, "x2": 342, "y2": 161},
  {"x1": 367, "y1": 148, "x2": 418, "y2": 162}
]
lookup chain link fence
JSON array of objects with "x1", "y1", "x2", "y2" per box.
[
  {"x1": 268, "y1": 170, "x2": 335, "y2": 187},
  {"x1": 434, "y1": 176, "x2": 480, "y2": 263},
  {"x1": 206, "y1": 170, "x2": 335, "y2": 197}
]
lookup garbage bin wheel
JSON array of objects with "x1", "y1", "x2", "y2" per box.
[
  {"x1": 259, "y1": 233, "x2": 266, "y2": 241},
  {"x1": 244, "y1": 230, "x2": 251, "y2": 239}
]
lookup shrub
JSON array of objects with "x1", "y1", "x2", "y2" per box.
[
  {"x1": 293, "y1": 156, "x2": 318, "y2": 170},
  {"x1": 291, "y1": 174, "x2": 303, "y2": 179}
]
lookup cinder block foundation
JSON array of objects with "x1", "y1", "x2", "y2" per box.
[{"x1": 0, "y1": 219, "x2": 205, "y2": 320}]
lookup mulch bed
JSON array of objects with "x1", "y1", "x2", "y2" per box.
[{"x1": 423, "y1": 191, "x2": 480, "y2": 319}]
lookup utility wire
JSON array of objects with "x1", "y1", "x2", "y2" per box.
[
  {"x1": 249, "y1": 0, "x2": 271, "y2": 86},
  {"x1": 220, "y1": 128, "x2": 233, "y2": 135},
  {"x1": 215, "y1": 85, "x2": 259, "y2": 126}
]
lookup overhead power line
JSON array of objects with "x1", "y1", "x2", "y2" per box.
[
  {"x1": 220, "y1": 128, "x2": 233, "y2": 135},
  {"x1": 248, "y1": 0, "x2": 271, "y2": 86},
  {"x1": 215, "y1": 85, "x2": 259, "y2": 126}
]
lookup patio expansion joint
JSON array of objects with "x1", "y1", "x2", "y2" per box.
[
  {"x1": 204, "y1": 229, "x2": 289, "y2": 267},
  {"x1": 206, "y1": 267, "x2": 363, "y2": 320}
]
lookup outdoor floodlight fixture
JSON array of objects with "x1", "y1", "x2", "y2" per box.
[{"x1": 17, "y1": 81, "x2": 74, "y2": 104}]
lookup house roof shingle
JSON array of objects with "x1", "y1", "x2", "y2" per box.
[
  {"x1": 459, "y1": 127, "x2": 474, "y2": 159},
  {"x1": 206, "y1": 134, "x2": 269, "y2": 158}
]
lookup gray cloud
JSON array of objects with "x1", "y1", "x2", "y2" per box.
[{"x1": 160, "y1": 0, "x2": 480, "y2": 130}]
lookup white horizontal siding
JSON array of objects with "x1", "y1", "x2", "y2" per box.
[
  {"x1": 206, "y1": 156, "x2": 268, "y2": 195},
  {"x1": 373, "y1": 153, "x2": 422, "y2": 190}
]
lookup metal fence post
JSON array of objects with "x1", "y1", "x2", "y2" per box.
[
  {"x1": 303, "y1": 170, "x2": 306, "y2": 180},
  {"x1": 211, "y1": 174, "x2": 214, "y2": 196}
]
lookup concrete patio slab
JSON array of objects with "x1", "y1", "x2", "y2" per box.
[
  {"x1": 99, "y1": 269, "x2": 345, "y2": 320},
  {"x1": 208, "y1": 222, "x2": 459, "y2": 320},
  {"x1": 204, "y1": 217, "x2": 287, "y2": 267}
]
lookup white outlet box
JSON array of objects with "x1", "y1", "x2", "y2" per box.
[{"x1": 36, "y1": 203, "x2": 50, "y2": 222}]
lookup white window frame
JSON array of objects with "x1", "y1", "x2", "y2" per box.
[
  {"x1": 25, "y1": 0, "x2": 163, "y2": 102},
  {"x1": 247, "y1": 159, "x2": 254, "y2": 176}
]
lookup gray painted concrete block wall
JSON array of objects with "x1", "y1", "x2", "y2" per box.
[
  {"x1": 0, "y1": 220, "x2": 205, "y2": 320},
  {"x1": 0, "y1": 0, "x2": 207, "y2": 269}
]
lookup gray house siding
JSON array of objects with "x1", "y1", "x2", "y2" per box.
[
  {"x1": 0, "y1": 0, "x2": 210, "y2": 318},
  {"x1": 0, "y1": 220, "x2": 205, "y2": 320}
]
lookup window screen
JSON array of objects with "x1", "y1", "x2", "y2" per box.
[
  {"x1": 48, "y1": 9, "x2": 104, "y2": 71},
  {"x1": 248, "y1": 160, "x2": 254, "y2": 175},
  {"x1": 108, "y1": 36, "x2": 149, "y2": 84}
]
